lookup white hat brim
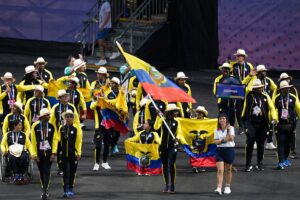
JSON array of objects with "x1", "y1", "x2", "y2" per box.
[
  {"x1": 73, "y1": 62, "x2": 86, "y2": 71},
  {"x1": 234, "y1": 53, "x2": 248, "y2": 57}
]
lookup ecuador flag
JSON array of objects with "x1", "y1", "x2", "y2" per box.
[
  {"x1": 116, "y1": 42, "x2": 196, "y2": 103},
  {"x1": 176, "y1": 118, "x2": 217, "y2": 167},
  {"x1": 125, "y1": 140, "x2": 162, "y2": 175}
]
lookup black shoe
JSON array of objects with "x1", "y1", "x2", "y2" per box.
[
  {"x1": 199, "y1": 167, "x2": 206, "y2": 172},
  {"x1": 168, "y1": 185, "x2": 175, "y2": 194},
  {"x1": 41, "y1": 192, "x2": 49, "y2": 200},
  {"x1": 192, "y1": 167, "x2": 198, "y2": 173},
  {"x1": 256, "y1": 163, "x2": 264, "y2": 171},
  {"x1": 244, "y1": 165, "x2": 253, "y2": 172},
  {"x1": 57, "y1": 170, "x2": 63, "y2": 176},
  {"x1": 238, "y1": 127, "x2": 245, "y2": 135},
  {"x1": 162, "y1": 185, "x2": 168, "y2": 193},
  {"x1": 290, "y1": 151, "x2": 298, "y2": 159}
]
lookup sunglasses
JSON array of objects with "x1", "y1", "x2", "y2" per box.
[{"x1": 65, "y1": 115, "x2": 74, "y2": 119}]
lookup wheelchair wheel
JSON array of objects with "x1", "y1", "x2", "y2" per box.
[
  {"x1": 26, "y1": 159, "x2": 34, "y2": 180},
  {"x1": 0, "y1": 154, "x2": 7, "y2": 182}
]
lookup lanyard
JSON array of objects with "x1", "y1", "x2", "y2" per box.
[
  {"x1": 13, "y1": 114, "x2": 21, "y2": 121},
  {"x1": 59, "y1": 103, "x2": 69, "y2": 122},
  {"x1": 12, "y1": 131, "x2": 20, "y2": 144},
  {"x1": 34, "y1": 98, "x2": 43, "y2": 114},
  {"x1": 69, "y1": 90, "x2": 76, "y2": 104},
  {"x1": 253, "y1": 95, "x2": 262, "y2": 108},
  {"x1": 8, "y1": 84, "x2": 15, "y2": 100},
  {"x1": 40, "y1": 122, "x2": 49, "y2": 141},
  {"x1": 139, "y1": 110, "x2": 144, "y2": 124},
  {"x1": 281, "y1": 93, "x2": 290, "y2": 109},
  {"x1": 237, "y1": 63, "x2": 246, "y2": 81},
  {"x1": 111, "y1": 90, "x2": 117, "y2": 98}
]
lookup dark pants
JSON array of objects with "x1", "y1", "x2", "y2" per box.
[
  {"x1": 291, "y1": 121, "x2": 297, "y2": 152},
  {"x1": 94, "y1": 127, "x2": 112, "y2": 163},
  {"x1": 276, "y1": 124, "x2": 293, "y2": 162},
  {"x1": 61, "y1": 156, "x2": 78, "y2": 191},
  {"x1": 57, "y1": 144, "x2": 62, "y2": 171},
  {"x1": 160, "y1": 147, "x2": 177, "y2": 186},
  {"x1": 8, "y1": 151, "x2": 29, "y2": 174},
  {"x1": 111, "y1": 129, "x2": 120, "y2": 149},
  {"x1": 235, "y1": 99, "x2": 244, "y2": 129},
  {"x1": 245, "y1": 121, "x2": 268, "y2": 166},
  {"x1": 37, "y1": 155, "x2": 52, "y2": 192}
]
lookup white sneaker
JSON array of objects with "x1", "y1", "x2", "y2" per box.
[
  {"x1": 224, "y1": 186, "x2": 231, "y2": 194},
  {"x1": 109, "y1": 51, "x2": 121, "y2": 60},
  {"x1": 101, "y1": 162, "x2": 111, "y2": 170},
  {"x1": 265, "y1": 142, "x2": 277, "y2": 150},
  {"x1": 214, "y1": 187, "x2": 222, "y2": 195},
  {"x1": 95, "y1": 59, "x2": 107, "y2": 66},
  {"x1": 93, "y1": 163, "x2": 100, "y2": 171},
  {"x1": 253, "y1": 142, "x2": 257, "y2": 149}
]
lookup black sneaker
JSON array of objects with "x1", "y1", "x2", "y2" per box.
[
  {"x1": 57, "y1": 170, "x2": 63, "y2": 176},
  {"x1": 41, "y1": 192, "x2": 49, "y2": 200},
  {"x1": 244, "y1": 165, "x2": 253, "y2": 172},
  {"x1": 256, "y1": 163, "x2": 264, "y2": 171},
  {"x1": 238, "y1": 127, "x2": 245, "y2": 135},
  {"x1": 162, "y1": 185, "x2": 168, "y2": 193},
  {"x1": 192, "y1": 167, "x2": 198, "y2": 173},
  {"x1": 168, "y1": 185, "x2": 175, "y2": 194},
  {"x1": 290, "y1": 151, "x2": 298, "y2": 159}
]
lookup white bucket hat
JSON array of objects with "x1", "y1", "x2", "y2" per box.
[
  {"x1": 111, "y1": 77, "x2": 120, "y2": 85},
  {"x1": 95, "y1": 67, "x2": 108, "y2": 74},
  {"x1": 175, "y1": 72, "x2": 188, "y2": 80},
  {"x1": 13, "y1": 102, "x2": 23, "y2": 112},
  {"x1": 140, "y1": 98, "x2": 149, "y2": 107},
  {"x1": 34, "y1": 57, "x2": 47, "y2": 65},
  {"x1": 279, "y1": 72, "x2": 292, "y2": 81},
  {"x1": 62, "y1": 109, "x2": 74, "y2": 119},
  {"x1": 57, "y1": 89, "x2": 67, "y2": 97},
  {"x1": 69, "y1": 77, "x2": 80, "y2": 85},
  {"x1": 279, "y1": 80, "x2": 292, "y2": 89},
  {"x1": 25, "y1": 65, "x2": 37, "y2": 74},
  {"x1": 195, "y1": 106, "x2": 208, "y2": 117},
  {"x1": 73, "y1": 59, "x2": 86, "y2": 71},
  {"x1": 219, "y1": 62, "x2": 231, "y2": 71},
  {"x1": 256, "y1": 65, "x2": 268, "y2": 72},
  {"x1": 1, "y1": 72, "x2": 15, "y2": 82},
  {"x1": 252, "y1": 79, "x2": 264, "y2": 89},
  {"x1": 34, "y1": 85, "x2": 44, "y2": 93},
  {"x1": 234, "y1": 49, "x2": 248, "y2": 57},
  {"x1": 130, "y1": 89, "x2": 137, "y2": 96},
  {"x1": 165, "y1": 104, "x2": 180, "y2": 112},
  {"x1": 39, "y1": 108, "x2": 50, "y2": 118}
]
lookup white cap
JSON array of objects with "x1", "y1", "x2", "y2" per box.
[
  {"x1": 25, "y1": 65, "x2": 37, "y2": 74},
  {"x1": 34, "y1": 57, "x2": 47, "y2": 65},
  {"x1": 219, "y1": 62, "x2": 231, "y2": 70},
  {"x1": 234, "y1": 49, "x2": 248, "y2": 57},
  {"x1": 34, "y1": 85, "x2": 44, "y2": 93},
  {"x1": 111, "y1": 77, "x2": 120, "y2": 85},
  {"x1": 175, "y1": 72, "x2": 188, "y2": 80},
  {"x1": 165, "y1": 104, "x2": 180, "y2": 112},
  {"x1": 130, "y1": 89, "x2": 137, "y2": 96},
  {"x1": 62, "y1": 109, "x2": 74, "y2": 119},
  {"x1": 73, "y1": 59, "x2": 86, "y2": 71},
  {"x1": 1, "y1": 72, "x2": 15, "y2": 81},
  {"x1": 13, "y1": 102, "x2": 23, "y2": 112},
  {"x1": 96, "y1": 67, "x2": 108, "y2": 74},
  {"x1": 279, "y1": 73, "x2": 292, "y2": 81},
  {"x1": 195, "y1": 106, "x2": 208, "y2": 117},
  {"x1": 69, "y1": 77, "x2": 80, "y2": 85},
  {"x1": 256, "y1": 65, "x2": 268, "y2": 72},
  {"x1": 252, "y1": 79, "x2": 264, "y2": 89},
  {"x1": 279, "y1": 80, "x2": 292, "y2": 89},
  {"x1": 39, "y1": 108, "x2": 50, "y2": 118},
  {"x1": 140, "y1": 98, "x2": 149, "y2": 107},
  {"x1": 57, "y1": 89, "x2": 67, "y2": 97}
]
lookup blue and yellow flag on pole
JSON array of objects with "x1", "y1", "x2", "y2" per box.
[
  {"x1": 176, "y1": 118, "x2": 217, "y2": 167},
  {"x1": 116, "y1": 42, "x2": 196, "y2": 103},
  {"x1": 125, "y1": 140, "x2": 162, "y2": 175}
]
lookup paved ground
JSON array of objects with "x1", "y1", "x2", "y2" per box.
[{"x1": 0, "y1": 64, "x2": 299, "y2": 200}]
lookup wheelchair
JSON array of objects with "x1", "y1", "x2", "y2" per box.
[{"x1": 0, "y1": 151, "x2": 34, "y2": 184}]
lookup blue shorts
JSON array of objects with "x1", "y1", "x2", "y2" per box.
[
  {"x1": 97, "y1": 28, "x2": 111, "y2": 40},
  {"x1": 216, "y1": 147, "x2": 235, "y2": 164}
]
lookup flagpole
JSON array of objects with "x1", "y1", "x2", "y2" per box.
[{"x1": 147, "y1": 94, "x2": 177, "y2": 143}]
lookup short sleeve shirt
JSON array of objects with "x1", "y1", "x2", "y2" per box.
[
  {"x1": 214, "y1": 126, "x2": 235, "y2": 147},
  {"x1": 99, "y1": 1, "x2": 112, "y2": 29}
]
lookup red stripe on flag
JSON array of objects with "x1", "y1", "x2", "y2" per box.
[
  {"x1": 127, "y1": 162, "x2": 162, "y2": 175},
  {"x1": 141, "y1": 82, "x2": 196, "y2": 103},
  {"x1": 190, "y1": 156, "x2": 216, "y2": 167}
]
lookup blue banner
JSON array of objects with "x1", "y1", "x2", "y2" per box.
[{"x1": 216, "y1": 83, "x2": 245, "y2": 99}]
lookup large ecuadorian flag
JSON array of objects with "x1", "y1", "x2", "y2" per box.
[
  {"x1": 125, "y1": 140, "x2": 162, "y2": 175},
  {"x1": 116, "y1": 42, "x2": 196, "y2": 103},
  {"x1": 176, "y1": 118, "x2": 217, "y2": 167}
]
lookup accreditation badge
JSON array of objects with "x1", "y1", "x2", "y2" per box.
[
  {"x1": 32, "y1": 115, "x2": 39, "y2": 123},
  {"x1": 281, "y1": 109, "x2": 288, "y2": 120}
]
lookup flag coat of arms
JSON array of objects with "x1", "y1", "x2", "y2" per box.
[{"x1": 176, "y1": 118, "x2": 217, "y2": 167}]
